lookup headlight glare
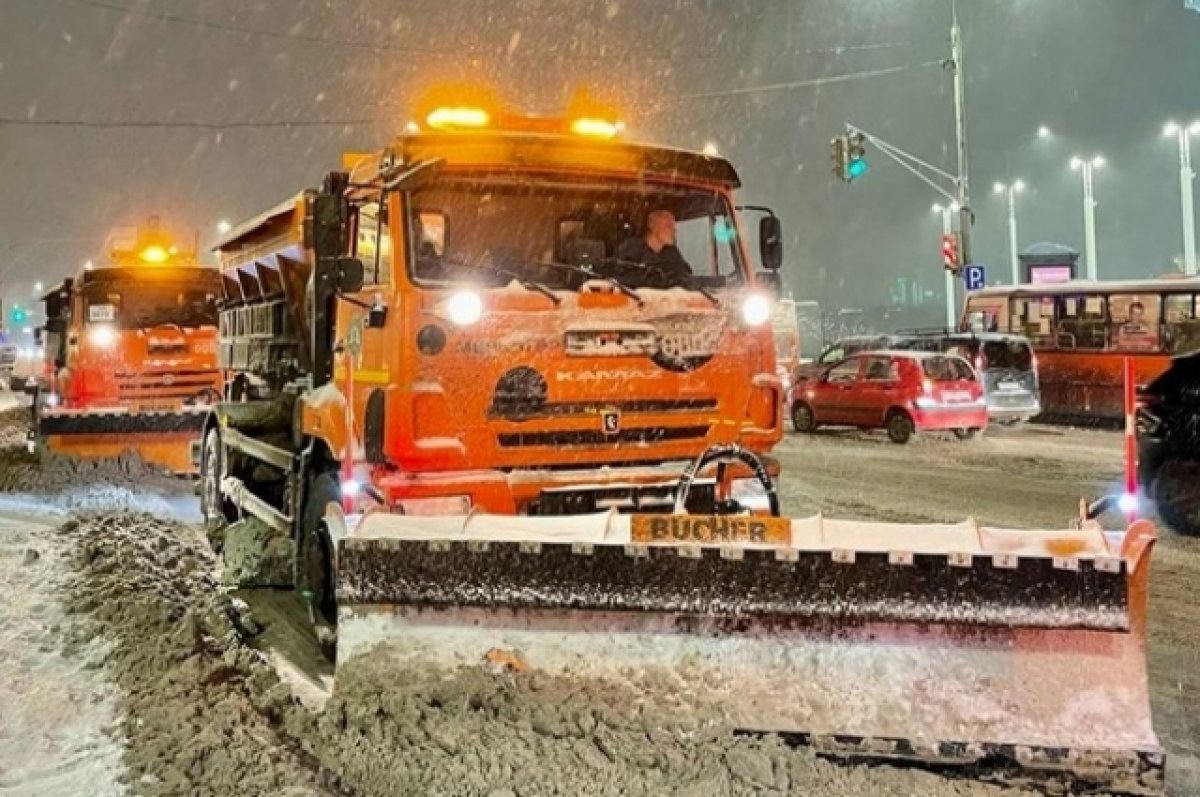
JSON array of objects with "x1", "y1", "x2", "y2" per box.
[{"x1": 447, "y1": 291, "x2": 483, "y2": 326}]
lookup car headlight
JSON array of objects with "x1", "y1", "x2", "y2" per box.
[
  {"x1": 447, "y1": 291, "x2": 483, "y2": 326},
  {"x1": 741, "y1": 294, "x2": 771, "y2": 326},
  {"x1": 87, "y1": 324, "x2": 117, "y2": 348}
]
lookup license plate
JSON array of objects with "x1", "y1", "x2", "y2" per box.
[
  {"x1": 944, "y1": 390, "x2": 972, "y2": 403},
  {"x1": 998, "y1": 381, "x2": 1022, "y2": 392}
]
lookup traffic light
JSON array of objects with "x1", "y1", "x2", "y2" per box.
[
  {"x1": 845, "y1": 132, "x2": 868, "y2": 181},
  {"x1": 831, "y1": 132, "x2": 868, "y2": 183},
  {"x1": 830, "y1": 136, "x2": 847, "y2": 179},
  {"x1": 10, "y1": 305, "x2": 26, "y2": 325},
  {"x1": 941, "y1": 233, "x2": 961, "y2": 273}
]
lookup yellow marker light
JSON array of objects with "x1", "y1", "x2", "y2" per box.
[
  {"x1": 139, "y1": 245, "x2": 169, "y2": 263},
  {"x1": 570, "y1": 117, "x2": 621, "y2": 139},
  {"x1": 426, "y1": 107, "x2": 490, "y2": 130}
]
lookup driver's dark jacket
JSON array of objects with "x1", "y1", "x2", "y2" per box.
[{"x1": 615, "y1": 237, "x2": 693, "y2": 286}]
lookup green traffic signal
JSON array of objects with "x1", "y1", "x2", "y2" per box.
[
  {"x1": 847, "y1": 157, "x2": 868, "y2": 180},
  {"x1": 10, "y1": 306, "x2": 26, "y2": 324}
]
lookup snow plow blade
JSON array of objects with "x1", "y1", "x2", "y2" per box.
[
  {"x1": 36, "y1": 408, "x2": 206, "y2": 474},
  {"x1": 336, "y1": 512, "x2": 1163, "y2": 794}
]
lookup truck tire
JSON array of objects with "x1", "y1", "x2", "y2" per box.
[
  {"x1": 1152, "y1": 458, "x2": 1200, "y2": 537},
  {"x1": 199, "y1": 428, "x2": 238, "y2": 545},
  {"x1": 297, "y1": 471, "x2": 339, "y2": 626}
]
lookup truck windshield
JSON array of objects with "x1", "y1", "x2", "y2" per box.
[
  {"x1": 83, "y1": 275, "x2": 220, "y2": 329},
  {"x1": 407, "y1": 175, "x2": 744, "y2": 293}
]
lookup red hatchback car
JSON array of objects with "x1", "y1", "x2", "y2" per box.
[{"x1": 789, "y1": 351, "x2": 988, "y2": 444}]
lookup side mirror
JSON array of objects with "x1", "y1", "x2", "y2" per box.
[
  {"x1": 336, "y1": 257, "x2": 365, "y2": 294},
  {"x1": 759, "y1": 215, "x2": 783, "y2": 271},
  {"x1": 755, "y1": 270, "x2": 782, "y2": 295}
]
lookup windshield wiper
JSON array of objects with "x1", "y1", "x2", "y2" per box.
[
  {"x1": 432, "y1": 255, "x2": 562, "y2": 306},
  {"x1": 528, "y1": 260, "x2": 645, "y2": 308},
  {"x1": 604, "y1": 257, "x2": 722, "y2": 308}
]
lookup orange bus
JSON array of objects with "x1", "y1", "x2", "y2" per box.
[{"x1": 961, "y1": 277, "x2": 1200, "y2": 421}]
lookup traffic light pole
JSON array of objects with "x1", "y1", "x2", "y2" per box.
[{"x1": 950, "y1": 0, "x2": 973, "y2": 266}]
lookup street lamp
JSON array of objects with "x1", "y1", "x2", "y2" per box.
[
  {"x1": 993, "y1": 180, "x2": 1026, "y2": 284},
  {"x1": 1069, "y1": 155, "x2": 1105, "y2": 280},
  {"x1": 216, "y1": 219, "x2": 232, "y2": 235},
  {"x1": 931, "y1": 202, "x2": 960, "y2": 328},
  {"x1": 1163, "y1": 120, "x2": 1199, "y2": 275},
  {"x1": 1037, "y1": 125, "x2": 1053, "y2": 140},
  {"x1": 33, "y1": 281, "x2": 43, "y2": 294}
]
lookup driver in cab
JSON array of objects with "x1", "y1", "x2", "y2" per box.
[{"x1": 616, "y1": 208, "x2": 693, "y2": 286}]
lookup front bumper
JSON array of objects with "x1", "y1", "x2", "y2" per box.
[{"x1": 370, "y1": 456, "x2": 781, "y2": 515}]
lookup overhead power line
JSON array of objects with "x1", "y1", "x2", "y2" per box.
[
  {"x1": 0, "y1": 116, "x2": 377, "y2": 130},
  {"x1": 672, "y1": 60, "x2": 945, "y2": 102},
  {"x1": 59, "y1": 0, "x2": 718, "y2": 62},
  {"x1": 0, "y1": 58, "x2": 943, "y2": 131}
]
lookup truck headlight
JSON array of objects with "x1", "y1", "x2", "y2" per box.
[
  {"x1": 447, "y1": 291, "x2": 483, "y2": 326},
  {"x1": 88, "y1": 324, "x2": 117, "y2": 348},
  {"x1": 741, "y1": 294, "x2": 771, "y2": 326}
]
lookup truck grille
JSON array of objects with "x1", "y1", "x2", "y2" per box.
[
  {"x1": 497, "y1": 425, "x2": 710, "y2": 448},
  {"x1": 115, "y1": 369, "x2": 219, "y2": 402}
]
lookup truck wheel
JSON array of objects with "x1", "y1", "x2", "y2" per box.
[
  {"x1": 886, "y1": 411, "x2": 915, "y2": 444},
  {"x1": 1153, "y1": 458, "x2": 1200, "y2": 537},
  {"x1": 791, "y1": 402, "x2": 818, "y2": 433},
  {"x1": 297, "y1": 471, "x2": 340, "y2": 626},
  {"x1": 199, "y1": 428, "x2": 238, "y2": 545}
]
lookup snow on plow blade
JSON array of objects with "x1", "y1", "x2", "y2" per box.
[
  {"x1": 37, "y1": 408, "x2": 207, "y2": 474},
  {"x1": 336, "y1": 512, "x2": 1164, "y2": 794}
]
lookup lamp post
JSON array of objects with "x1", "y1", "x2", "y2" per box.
[
  {"x1": 1069, "y1": 155, "x2": 1106, "y2": 280},
  {"x1": 1163, "y1": 120, "x2": 1199, "y2": 275},
  {"x1": 993, "y1": 180, "x2": 1026, "y2": 285},
  {"x1": 932, "y1": 202, "x2": 959, "y2": 328}
]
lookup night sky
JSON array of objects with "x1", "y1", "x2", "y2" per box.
[{"x1": 1, "y1": 0, "x2": 1198, "y2": 323}]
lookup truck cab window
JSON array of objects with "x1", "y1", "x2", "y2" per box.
[{"x1": 356, "y1": 202, "x2": 394, "y2": 286}]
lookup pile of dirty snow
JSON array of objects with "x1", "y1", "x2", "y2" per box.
[
  {"x1": 0, "y1": 446, "x2": 180, "y2": 497},
  {"x1": 58, "y1": 512, "x2": 1042, "y2": 797},
  {"x1": 57, "y1": 514, "x2": 324, "y2": 797},
  {"x1": 0, "y1": 404, "x2": 31, "y2": 449}
]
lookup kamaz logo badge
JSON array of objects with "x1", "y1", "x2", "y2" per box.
[{"x1": 601, "y1": 410, "x2": 620, "y2": 435}]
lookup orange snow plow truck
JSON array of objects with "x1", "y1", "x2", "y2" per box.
[
  {"x1": 198, "y1": 93, "x2": 1163, "y2": 794},
  {"x1": 33, "y1": 218, "x2": 222, "y2": 473}
]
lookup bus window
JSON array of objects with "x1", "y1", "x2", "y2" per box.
[
  {"x1": 1164, "y1": 293, "x2": 1200, "y2": 354},
  {"x1": 963, "y1": 296, "x2": 1004, "y2": 333},
  {"x1": 1009, "y1": 297, "x2": 1056, "y2": 347},
  {"x1": 1057, "y1": 294, "x2": 1107, "y2": 350},
  {"x1": 1109, "y1": 294, "x2": 1161, "y2": 352}
]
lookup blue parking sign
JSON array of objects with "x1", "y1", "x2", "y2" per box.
[{"x1": 963, "y1": 264, "x2": 986, "y2": 291}]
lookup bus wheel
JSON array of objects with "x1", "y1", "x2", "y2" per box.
[
  {"x1": 886, "y1": 411, "x2": 915, "y2": 445},
  {"x1": 296, "y1": 471, "x2": 340, "y2": 627},
  {"x1": 791, "y1": 402, "x2": 818, "y2": 434}
]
